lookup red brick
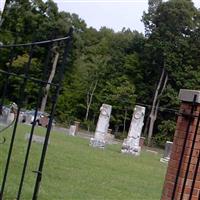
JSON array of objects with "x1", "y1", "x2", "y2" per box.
[
  {"x1": 161, "y1": 101, "x2": 200, "y2": 200},
  {"x1": 194, "y1": 181, "x2": 200, "y2": 188}
]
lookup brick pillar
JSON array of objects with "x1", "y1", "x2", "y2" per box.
[{"x1": 161, "y1": 89, "x2": 200, "y2": 200}]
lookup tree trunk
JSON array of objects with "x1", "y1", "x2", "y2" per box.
[
  {"x1": 154, "y1": 72, "x2": 168, "y2": 118},
  {"x1": 114, "y1": 125, "x2": 119, "y2": 136},
  {"x1": 143, "y1": 114, "x2": 150, "y2": 136},
  {"x1": 147, "y1": 68, "x2": 168, "y2": 145},
  {"x1": 85, "y1": 80, "x2": 98, "y2": 121},
  {"x1": 123, "y1": 109, "x2": 127, "y2": 134},
  {"x1": 40, "y1": 49, "x2": 59, "y2": 112}
]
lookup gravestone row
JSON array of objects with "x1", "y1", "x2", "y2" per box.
[
  {"x1": 66, "y1": 103, "x2": 174, "y2": 160},
  {"x1": 88, "y1": 104, "x2": 146, "y2": 156}
]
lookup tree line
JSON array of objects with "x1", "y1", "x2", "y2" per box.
[{"x1": 0, "y1": 0, "x2": 200, "y2": 146}]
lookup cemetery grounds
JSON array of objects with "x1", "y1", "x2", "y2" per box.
[{"x1": 0, "y1": 124, "x2": 167, "y2": 200}]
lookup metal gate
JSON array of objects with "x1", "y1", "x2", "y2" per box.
[{"x1": 0, "y1": 28, "x2": 73, "y2": 200}]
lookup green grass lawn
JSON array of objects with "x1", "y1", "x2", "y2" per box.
[{"x1": 0, "y1": 124, "x2": 167, "y2": 200}]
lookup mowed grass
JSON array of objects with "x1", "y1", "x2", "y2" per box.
[{"x1": 0, "y1": 124, "x2": 167, "y2": 200}]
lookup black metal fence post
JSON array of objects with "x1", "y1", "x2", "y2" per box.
[
  {"x1": 0, "y1": 29, "x2": 73, "y2": 200},
  {"x1": 0, "y1": 44, "x2": 34, "y2": 200},
  {"x1": 171, "y1": 95, "x2": 197, "y2": 200},
  {"x1": 16, "y1": 42, "x2": 53, "y2": 200},
  {"x1": 189, "y1": 149, "x2": 200, "y2": 200},
  {"x1": 181, "y1": 113, "x2": 200, "y2": 200},
  {"x1": 32, "y1": 28, "x2": 73, "y2": 200}
]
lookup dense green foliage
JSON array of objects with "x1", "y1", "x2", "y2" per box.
[
  {"x1": 0, "y1": 0, "x2": 200, "y2": 145},
  {"x1": 0, "y1": 124, "x2": 166, "y2": 199}
]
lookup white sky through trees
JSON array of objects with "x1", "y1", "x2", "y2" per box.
[
  {"x1": 0, "y1": 0, "x2": 200, "y2": 33},
  {"x1": 55, "y1": 0, "x2": 148, "y2": 33},
  {"x1": 55, "y1": 0, "x2": 200, "y2": 33},
  {"x1": 53, "y1": 0, "x2": 200, "y2": 33},
  {"x1": 0, "y1": 0, "x2": 6, "y2": 12}
]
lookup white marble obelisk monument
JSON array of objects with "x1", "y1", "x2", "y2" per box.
[
  {"x1": 121, "y1": 105, "x2": 145, "y2": 155},
  {"x1": 90, "y1": 104, "x2": 112, "y2": 148}
]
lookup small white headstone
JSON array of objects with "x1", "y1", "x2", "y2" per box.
[
  {"x1": 90, "y1": 104, "x2": 112, "y2": 148},
  {"x1": 6, "y1": 113, "x2": 15, "y2": 124},
  {"x1": 121, "y1": 105, "x2": 145, "y2": 156},
  {"x1": 0, "y1": 108, "x2": 15, "y2": 126},
  {"x1": 0, "y1": 109, "x2": 9, "y2": 125},
  {"x1": 69, "y1": 125, "x2": 76, "y2": 136},
  {"x1": 160, "y1": 141, "x2": 173, "y2": 163},
  {"x1": 25, "y1": 115, "x2": 33, "y2": 124}
]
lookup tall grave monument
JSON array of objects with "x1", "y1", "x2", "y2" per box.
[
  {"x1": 121, "y1": 105, "x2": 145, "y2": 155},
  {"x1": 90, "y1": 104, "x2": 112, "y2": 148}
]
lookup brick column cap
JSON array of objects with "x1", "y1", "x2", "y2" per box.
[{"x1": 179, "y1": 89, "x2": 200, "y2": 103}]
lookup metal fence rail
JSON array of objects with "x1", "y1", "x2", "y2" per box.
[{"x1": 0, "y1": 28, "x2": 73, "y2": 200}]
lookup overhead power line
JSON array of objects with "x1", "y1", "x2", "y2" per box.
[{"x1": 136, "y1": 103, "x2": 179, "y2": 113}]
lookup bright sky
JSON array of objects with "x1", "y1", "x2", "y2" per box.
[
  {"x1": 53, "y1": 0, "x2": 200, "y2": 33},
  {"x1": 0, "y1": 0, "x2": 6, "y2": 12},
  {"x1": 0, "y1": 0, "x2": 200, "y2": 33},
  {"x1": 55, "y1": 0, "x2": 148, "y2": 33}
]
